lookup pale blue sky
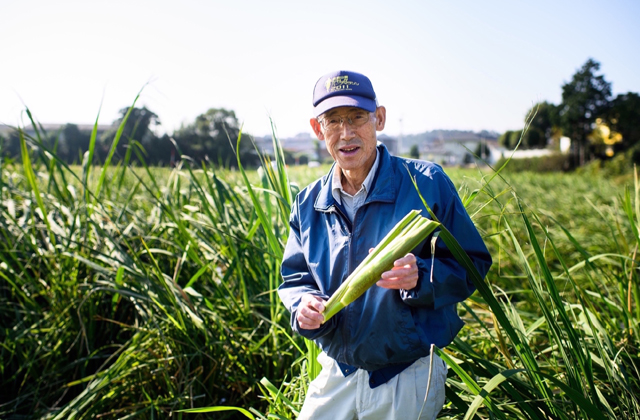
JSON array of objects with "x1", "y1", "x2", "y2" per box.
[{"x1": 1, "y1": 0, "x2": 639, "y2": 138}]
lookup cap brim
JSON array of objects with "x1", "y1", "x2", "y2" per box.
[{"x1": 313, "y1": 95, "x2": 377, "y2": 118}]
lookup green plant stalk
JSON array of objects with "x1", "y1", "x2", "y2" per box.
[
  {"x1": 236, "y1": 128, "x2": 284, "y2": 260},
  {"x1": 350, "y1": 209, "x2": 423, "y2": 281},
  {"x1": 322, "y1": 213, "x2": 439, "y2": 323},
  {"x1": 94, "y1": 86, "x2": 144, "y2": 200},
  {"x1": 323, "y1": 210, "x2": 422, "y2": 313},
  {"x1": 19, "y1": 129, "x2": 56, "y2": 249},
  {"x1": 340, "y1": 219, "x2": 438, "y2": 305}
]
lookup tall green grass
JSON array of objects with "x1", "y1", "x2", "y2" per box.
[
  {"x1": 1, "y1": 104, "x2": 310, "y2": 418},
  {"x1": 432, "y1": 168, "x2": 640, "y2": 419},
  {"x1": 1, "y1": 95, "x2": 638, "y2": 419}
]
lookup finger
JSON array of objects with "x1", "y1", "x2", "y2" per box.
[
  {"x1": 394, "y1": 254, "x2": 416, "y2": 267},
  {"x1": 390, "y1": 264, "x2": 412, "y2": 272},
  {"x1": 311, "y1": 299, "x2": 326, "y2": 313},
  {"x1": 302, "y1": 295, "x2": 326, "y2": 313},
  {"x1": 381, "y1": 266, "x2": 417, "y2": 279},
  {"x1": 298, "y1": 318, "x2": 322, "y2": 330},
  {"x1": 300, "y1": 305, "x2": 325, "y2": 320},
  {"x1": 376, "y1": 275, "x2": 418, "y2": 290},
  {"x1": 298, "y1": 311, "x2": 324, "y2": 328},
  {"x1": 299, "y1": 312, "x2": 321, "y2": 325},
  {"x1": 377, "y1": 268, "x2": 419, "y2": 288}
]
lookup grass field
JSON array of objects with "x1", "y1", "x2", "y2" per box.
[{"x1": 1, "y1": 120, "x2": 639, "y2": 419}]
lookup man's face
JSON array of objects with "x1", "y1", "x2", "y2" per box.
[{"x1": 310, "y1": 106, "x2": 386, "y2": 172}]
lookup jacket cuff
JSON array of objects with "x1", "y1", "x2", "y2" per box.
[
  {"x1": 399, "y1": 256, "x2": 435, "y2": 308},
  {"x1": 290, "y1": 293, "x2": 339, "y2": 340}
]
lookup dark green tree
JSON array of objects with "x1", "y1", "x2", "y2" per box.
[
  {"x1": 474, "y1": 141, "x2": 489, "y2": 160},
  {"x1": 559, "y1": 58, "x2": 612, "y2": 166},
  {"x1": 1, "y1": 129, "x2": 21, "y2": 160},
  {"x1": 498, "y1": 130, "x2": 513, "y2": 149},
  {"x1": 100, "y1": 106, "x2": 161, "y2": 163},
  {"x1": 522, "y1": 101, "x2": 560, "y2": 149},
  {"x1": 61, "y1": 124, "x2": 91, "y2": 163},
  {"x1": 409, "y1": 144, "x2": 420, "y2": 159},
  {"x1": 510, "y1": 131, "x2": 523, "y2": 149},
  {"x1": 499, "y1": 130, "x2": 526, "y2": 150},
  {"x1": 172, "y1": 108, "x2": 256, "y2": 167},
  {"x1": 608, "y1": 92, "x2": 640, "y2": 154}
]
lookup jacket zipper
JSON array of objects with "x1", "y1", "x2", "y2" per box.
[
  {"x1": 343, "y1": 205, "x2": 360, "y2": 366},
  {"x1": 329, "y1": 203, "x2": 353, "y2": 364}
]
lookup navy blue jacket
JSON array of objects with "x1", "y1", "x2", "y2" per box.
[{"x1": 278, "y1": 144, "x2": 492, "y2": 372}]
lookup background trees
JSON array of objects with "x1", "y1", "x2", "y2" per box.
[
  {"x1": 0, "y1": 130, "x2": 21, "y2": 160},
  {"x1": 608, "y1": 92, "x2": 640, "y2": 156},
  {"x1": 523, "y1": 101, "x2": 560, "y2": 149},
  {"x1": 1, "y1": 106, "x2": 259, "y2": 167},
  {"x1": 502, "y1": 58, "x2": 640, "y2": 168},
  {"x1": 499, "y1": 102, "x2": 559, "y2": 151},
  {"x1": 172, "y1": 108, "x2": 257, "y2": 168},
  {"x1": 559, "y1": 58, "x2": 612, "y2": 165},
  {"x1": 57, "y1": 124, "x2": 88, "y2": 162},
  {"x1": 498, "y1": 130, "x2": 522, "y2": 150},
  {"x1": 409, "y1": 144, "x2": 420, "y2": 159},
  {"x1": 99, "y1": 106, "x2": 170, "y2": 165},
  {"x1": 4, "y1": 58, "x2": 638, "y2": 170}
]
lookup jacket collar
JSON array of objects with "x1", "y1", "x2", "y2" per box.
[{"x1": 314, "y1": 143, "x2": 397, "y2": 213}]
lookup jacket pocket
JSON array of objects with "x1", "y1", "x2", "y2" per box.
[{"x1": 397, "y1": 304, "x2": 428, "y2": 358}]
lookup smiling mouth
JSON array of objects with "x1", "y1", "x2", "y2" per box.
[{"x1": 340, "y1": 146, "x2": 359, "y2": 153}]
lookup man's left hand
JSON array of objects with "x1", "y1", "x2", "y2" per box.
[{"x1": 376, "y1": 253, "x2": 419, "y2": 290}]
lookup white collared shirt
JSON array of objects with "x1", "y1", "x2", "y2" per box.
[{"x1": 331, "y1": 148, "x2": 380, "y2": 223}]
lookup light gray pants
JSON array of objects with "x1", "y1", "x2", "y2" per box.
[{"x1": 298, "y1": 352, "x2": 447, "y2": 420}]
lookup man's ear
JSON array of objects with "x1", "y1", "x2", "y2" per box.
[
  {"x1": 310, "y1": 118, "x2": 325, "y2": 141},
  {"x1": 375, "y1": 106, "x2": 386, "y2": 132}
]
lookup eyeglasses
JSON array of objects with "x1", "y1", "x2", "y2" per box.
[{"x1": 317, "y1": 110, "x2": 371, "y2": 133}]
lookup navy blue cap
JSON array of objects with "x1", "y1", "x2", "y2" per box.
[{"x1": 312, "y1": 70, "x2": 377, "y2": 117}]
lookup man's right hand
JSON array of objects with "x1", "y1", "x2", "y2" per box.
[{"x1": 297, "y1": 294, "x2": 326, "y2": 330}]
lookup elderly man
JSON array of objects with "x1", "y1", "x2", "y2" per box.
[{"x1": 278, "y1": 70, "x2": 492, "y2": 420}]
